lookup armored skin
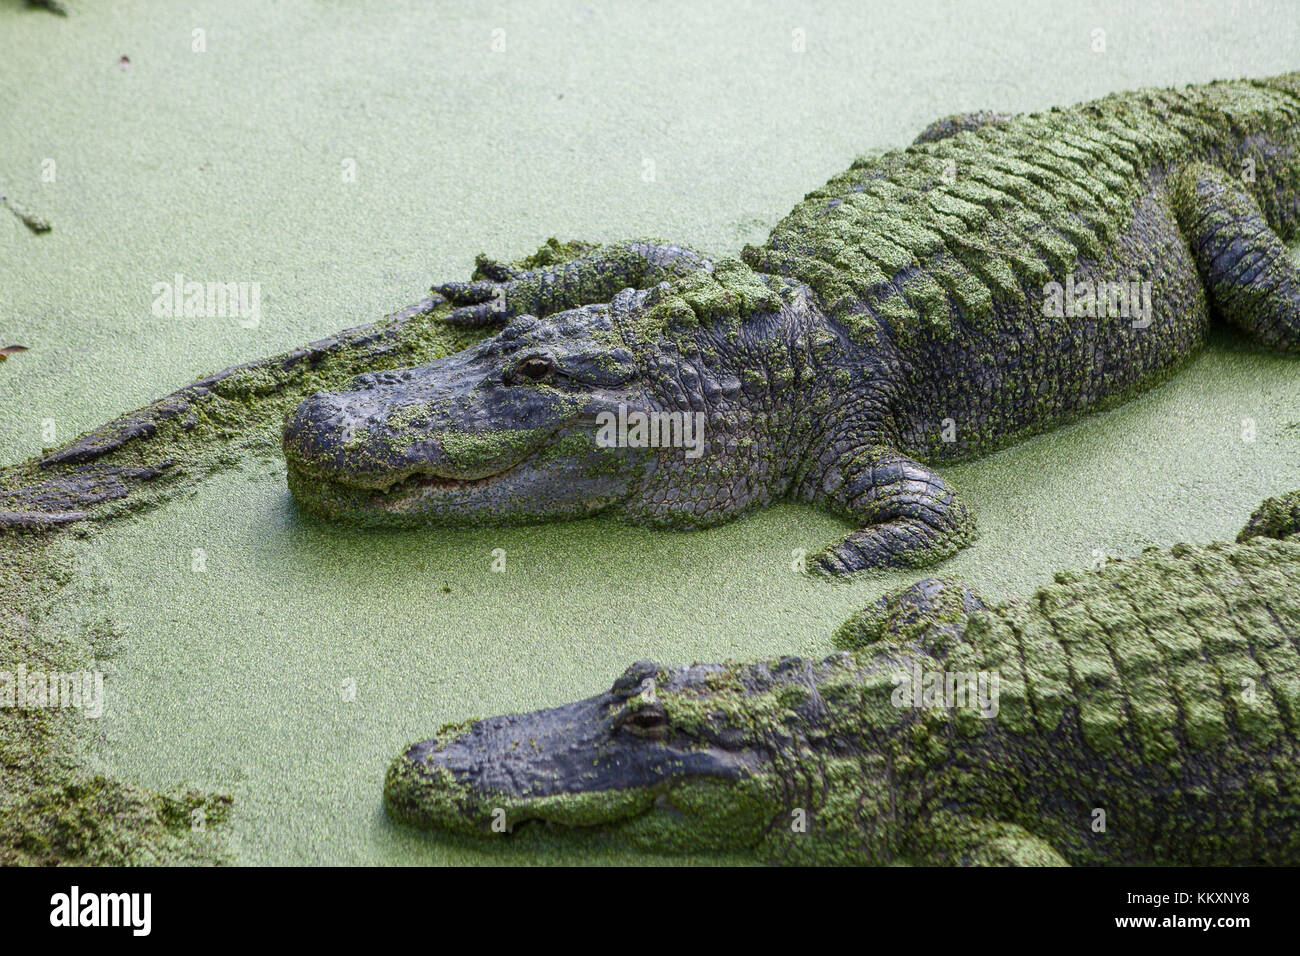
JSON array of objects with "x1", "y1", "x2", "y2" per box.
[
  {"x1": 284, "y1": 74, "x2": 1300, "y2": 574},
  {"x1": 384, "y1": 495, "x2": 1300, "y2": 866}
]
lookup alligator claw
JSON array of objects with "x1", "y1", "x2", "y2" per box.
[
  {"x1": 433, "y1": 279, "x2": 500, "y2": 305},
  {"x1": 432, "y1": 279, "x2": 515, "y2": 326},
  {"x1": 445, "y1": 301, "x2": 511, "y2": 327},
  {"x1": 810, "y1": 549, "x2": 849, "y2": 577}
]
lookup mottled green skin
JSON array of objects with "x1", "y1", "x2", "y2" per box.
[
  {"x1": 749, "y1": 76, "x2": 1300, "y2": 467},
  {"x1": 386, "y1": 500, "x2": 1300, "y2": 865},
  {"x1": 286, "y1": 74, "x2": 1300, "y2": 575},
  {"x1": 1240, "y1": 487, "x2": 1300, "y2": 542}
]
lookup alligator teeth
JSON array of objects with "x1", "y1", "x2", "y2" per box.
[{"x1": 383, "y1": 468, "x2": 512, "y2": 495}]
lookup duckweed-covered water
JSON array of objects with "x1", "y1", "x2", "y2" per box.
[{"x1": 5, "y1": 0, "x2": 1300, "y2": 864}]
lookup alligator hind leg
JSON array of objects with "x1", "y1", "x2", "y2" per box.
[
  {"x1": 434, "y1": 238, "x2": 714, "y2": 326},
  {"x1": 1175, "y1": 163, "x2": 1300, "y2": 352},
  {"x1": 834, "y1": 577, "x2": 987, "y2": 651},
  {"x1": 913, "y1": 814, "x2": 1069, "y2": 866},
  {"x1": 812, "y1": 451, "x2": 976, "y2": 576}
]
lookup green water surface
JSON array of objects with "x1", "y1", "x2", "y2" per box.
[{"x1": 4, "y1": 0, "x2": 1299, "y2": 865}]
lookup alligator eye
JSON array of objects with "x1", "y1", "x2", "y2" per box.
[
  {"x1": 511, "y1": 357, "x2": 554, "y2": 383},
  {"x1": 619, "y1": 706, "x2": 669, "y2": 738}
]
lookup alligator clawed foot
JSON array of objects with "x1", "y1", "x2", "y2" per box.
[
  {"x1": 432, "y1": 277, "x2": 517, "y2": 326},
  {"x1": 431, "y1": 252, "x2": 533, "y2": 325}
]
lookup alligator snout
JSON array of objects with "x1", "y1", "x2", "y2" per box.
[
  {"x1": 283, "y1": 347, "x2": 510, "y2": 490},
  {"x1": 281, "y1": 337, "x2": 591, "y2": 512},
  {"x1": 283, "y1": 385, "x2": 547, "y2": 491},
  {"x1": 383, "y1": 697, "x2": 641, "y2": 835},
  {"x1": 283, "y1": 389, "x2": 401, "y2": 489}
]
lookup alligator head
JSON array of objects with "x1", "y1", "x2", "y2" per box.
[
  {"x1": 283, "y1": 275, "x2": 817, "y2": 527},
  {"x1": 383, "y1": 659, "x2": 792, "y2": 853},
  {"x1": 283, "y1": 303, "x2": 665, "y2": 525}
]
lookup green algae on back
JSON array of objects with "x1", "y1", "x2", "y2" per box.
[{"x1": 1239, "y1": 487, "x2": 1300, "y2": 542}]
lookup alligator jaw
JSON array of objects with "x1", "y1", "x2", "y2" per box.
[
  {"x1": 284, "y1": 456, "x2": 531, "y2": 525},
  {"x1": 371, "y1": 457, "x2": 527, "y2": 495},
  {"x1": 285, "y1": 440, "x2": 541, "y2": 508}
]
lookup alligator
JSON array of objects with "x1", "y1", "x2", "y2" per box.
[
  {"x1": 284, "y1": 73, "x2": 1300, "y2": 574},
  {"x1": 383, "y1": 492, "x2": 1300, "y2": 865}
]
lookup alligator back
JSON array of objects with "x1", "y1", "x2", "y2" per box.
[
  {"x1": 929, "y1": 534, "x2": 1300, "y2": 864},
  {"x1": 747, "y1": 76, "x2": 1300, "y2": 463}
]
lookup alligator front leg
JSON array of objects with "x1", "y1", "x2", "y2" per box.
[
  {"x1": 813, "y1": 451, "x2": 976, "y2": 576},
  {"x1": 434, "y1": 238, "x2": 714, "y2": 326},
  {"x1": 1175, "y1": 163, "x2": 1300, "y2": 352}
]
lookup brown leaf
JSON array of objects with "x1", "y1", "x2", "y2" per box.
[{"x1": 0, "y1": 345, "x2": 30, "y2": 360}]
